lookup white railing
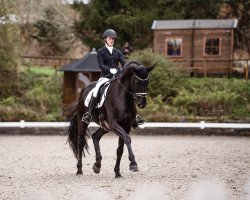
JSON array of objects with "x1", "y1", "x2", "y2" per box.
[{"x1": 0, "y1": 121, "x2": 250, "y2": 129}]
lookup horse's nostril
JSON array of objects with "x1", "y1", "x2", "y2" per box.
[{"x1": 138, "y1": 103, "x2": 145, "y2": 109}]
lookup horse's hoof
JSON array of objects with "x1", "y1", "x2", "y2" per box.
[
  {"x1": 76, "y1": 170, "x2": 83, "y2": 175},
  {"x1": 93, "y1": 164, "x2": 100, "y2": 174},
  {"x1": 130, "y1": 165, "x2": 138, "y2": 172},
  {"x1": 115, "y1": 174, "x2": 122, "y2": 178}
]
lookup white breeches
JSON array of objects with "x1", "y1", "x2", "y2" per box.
[{"x1": 92, "y1": 77, "x2": 109, "y2": 97}]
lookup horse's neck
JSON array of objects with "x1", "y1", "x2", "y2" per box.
[
  {"x1": 119, "y1": 76, "x2": 132, "y2": 93},
  {"x1": 111, "y1": 77, "x2": 134, "y2": 105},
  {"x1": 109, "y1": 66, "x2": 136, "y2": 109}
]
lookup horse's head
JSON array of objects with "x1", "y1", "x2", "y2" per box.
[{"x1": 131, "y1": 63, "x2": 156, "y2": 109}]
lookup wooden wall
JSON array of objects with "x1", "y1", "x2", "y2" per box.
[
  {"x1": 63, "y1": 72, "x2": 100, "y2": 105},
  {"x1": 153, "y1": 28, "x2": 234, "y2": 75},
  {"x1": 63, "y1": 72, "x2": 77, "y2": 105}
]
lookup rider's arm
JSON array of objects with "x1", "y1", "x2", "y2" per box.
[
  {"x1": 118, "y1": 50, "x2": 126, "y2": 68},
  {"x1": 97, "y1": 49, "x2": 110, "y2": 74}
]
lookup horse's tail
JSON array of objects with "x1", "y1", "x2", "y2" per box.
[
  {"x1": 63, "y1": 102, "x2": 78, "y2": 121},
  {"x1": 66, "y1": 103, "x2": 89, "y2": 159},
  {"x1": 67, "y1": 114, "x2": 79, "y2": 158}
]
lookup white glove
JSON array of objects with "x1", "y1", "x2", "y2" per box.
[{"x1": 110, "y1": 68, "x2": 117, "y2": 75}]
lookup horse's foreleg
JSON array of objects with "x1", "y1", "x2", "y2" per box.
[
  {"x1": 114, "y1": 137, "x2": 124, "y2": 178},
  {"x1": 124, "y1": 134, "x2": 138, "y2": 172},
  {"x1": 92, "y1": 128, "x2": 107, "y2": 174},
  {"x1": 111, "y1": 124, "x2": 138, "y2": 174}
]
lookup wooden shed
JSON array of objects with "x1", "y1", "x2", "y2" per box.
[
  {"x1": 151, "y1": 19, "x2": 238, "y2": 75},
  {"x1": 59, "y1": 48, "x2": 100, "y2": 105}
]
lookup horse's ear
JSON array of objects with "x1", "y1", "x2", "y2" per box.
[{"x1": 146, "y1": 63, "x2": 157, "y2": 72}]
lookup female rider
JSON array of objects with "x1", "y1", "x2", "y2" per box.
[{"x1": 82, "y1": 29, "x2": 144, "y2": 128}]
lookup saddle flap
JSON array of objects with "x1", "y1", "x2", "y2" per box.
[
  {"x1": 84, "y1": 82, "x2": 110, "y2": 108},
  {"x1": 97, "y1": 83, "x2": 110, "y2": 102},
  {"x1": 97, "y1": 83, "x2": 110, "y2": 108}
]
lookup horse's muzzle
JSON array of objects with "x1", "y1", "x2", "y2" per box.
[
  {"x1": 135, "y1": 95, "x2": 147, "y2": 109},
  {"x1": 137, "y1": 102, "x2": 146, "y2": 109}
]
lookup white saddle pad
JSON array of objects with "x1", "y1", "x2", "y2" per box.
[{"x1": 84, "y1": 85, "x2": 110, "y2": 108}]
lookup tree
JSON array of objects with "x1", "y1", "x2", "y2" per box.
[
  {"x1": 0, "y1": 0, "x2": 21, "y2": 99},
  {"x1": 72, "y1": 0, "x2": 160, "y2": 49},
  {"x1": 72, "y1": 0, "x2": 225, "y2": 50},
  {"x1": 32, "y1": 7, "x2": 75, "y2": 56},
  {"x1": 219, "y1": 0, "x2": 250, "y2": 56}
]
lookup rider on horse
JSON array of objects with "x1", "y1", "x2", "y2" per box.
[{"x1": 82, "y1": 29, "x2": 144, "y2": 128}]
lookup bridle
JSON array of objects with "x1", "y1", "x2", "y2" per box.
[{"x1": 116, "y1": 73, "x2": 149, "y2": 99}]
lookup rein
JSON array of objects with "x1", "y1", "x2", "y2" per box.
[
  {"x1": 116, "y1": 74, "x2": 149, "y2": 99},
  {"x1": 117, "y1": 77, "x2": 136, "y2": 98}
]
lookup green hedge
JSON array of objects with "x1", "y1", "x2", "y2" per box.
[
  {"x1": 129, "y1": 49, "x2": 250, "y2": 122},
  {"x1": 0, "y1": 66, "x2": 63, "y2": 122},
  {"x1": 128, "y1": 48, "x2": 188, "y2": 100},
  {"x1": 1, "y1": 50, "x2": 250, "y2": 122}
]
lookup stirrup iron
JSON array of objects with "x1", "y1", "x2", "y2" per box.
[
  {"x1": 82, "y1": 112, "x2": 91, "y2": 124},
  {"x1": 136, "y1": 115, "x2": 145, "y2": 125}
]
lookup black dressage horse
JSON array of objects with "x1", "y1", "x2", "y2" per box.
[{"x1": 66, "y1": 61, "x2": 156, "y2": 178}]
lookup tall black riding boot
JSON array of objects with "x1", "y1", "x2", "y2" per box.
[{"x1": 82, "y1": 97, "x2": 97, "y2": 124}]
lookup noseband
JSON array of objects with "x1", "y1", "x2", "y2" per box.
[
  {"x1": 133, "y1": 74, "x2": 149, "y2": 98},
  {"x1": 117, "y1": 73, "x2": 149, "y2": 99}
]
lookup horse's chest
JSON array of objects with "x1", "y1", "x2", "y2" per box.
[{"x1": 118, "y1": 110, "x2": 134, "y2": 120}]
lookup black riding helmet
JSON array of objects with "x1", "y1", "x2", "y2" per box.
[{"x1": 103, "y1": 29, "x2": 117, "y2": 39}]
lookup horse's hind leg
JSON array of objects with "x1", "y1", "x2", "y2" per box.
[
  {"x1": 114, "y1": 137, "x2": 124, "y2": 178},
  {"x1": 76, "y1": 121, "x2": 88, "y2": 175},
  {"x1": 92, "y1": 128, "x2": 107, "y2": 174}
]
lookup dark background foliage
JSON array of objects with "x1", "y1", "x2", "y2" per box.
[
  {"x1": 72, "y1": 0, "x2": 250, "y2": 53},
  {"x1": 0, "y1": 0, "x2": 20, "y2": 99}
]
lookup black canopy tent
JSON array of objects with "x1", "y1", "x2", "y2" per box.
[
  {"x1": 60, "y1": 48, "x2": 100, "y2": 73},
  {"x1": 59, "y1": 48, "x2": 101, "y2": 105}
]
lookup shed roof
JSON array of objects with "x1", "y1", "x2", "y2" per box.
[
  {"x1": 151, "y1": 19, "x2": 238, "y2": 30},
  {"x1": 59, "y1": 48, "x2": 101, "y2": 72}
]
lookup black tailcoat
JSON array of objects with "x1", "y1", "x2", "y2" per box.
[{"x1": 97, "y1": 46, "x2": 125, "y2": 78}]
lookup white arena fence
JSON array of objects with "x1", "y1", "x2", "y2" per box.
[{"x1": 0, "y1": 121, "x2": 250, "y2": 129}]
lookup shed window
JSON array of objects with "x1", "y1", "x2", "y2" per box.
[
  {"x1": 166, "y1": 38, "x2": 182, "y2": 57},
  {"x1": 204, "y1": 38, "x2": 221, "y2": 56}
]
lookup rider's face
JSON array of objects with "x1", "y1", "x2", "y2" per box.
[{"x1": 106, "y1": 37, "x2": 115, "y2": 47}]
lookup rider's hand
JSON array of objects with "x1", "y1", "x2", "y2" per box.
[{"x1": 110, "y1": 68, "x2": 117, "y2": 75}]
